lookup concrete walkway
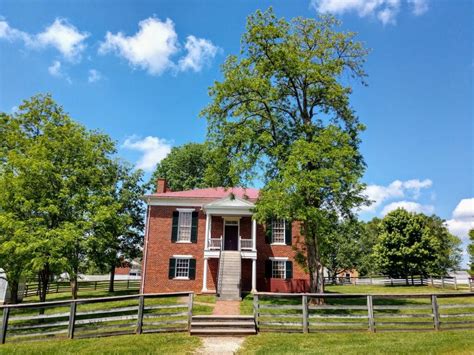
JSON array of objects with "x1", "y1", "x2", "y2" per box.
[
  {"x1": 195, "y1": 337, "x2": 245, "y2": 354},
  {"x1": 212, "y1": 300, "x2": 241, "y2": 315}
]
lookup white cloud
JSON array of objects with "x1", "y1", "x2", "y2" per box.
[
  {"x1": 99, "y1": 17, "x2": 179, "y2": 75},
  {"x1": 35, "y1": 19, "x2": 88, "y2": 61},
  {"x1": 178, "y1": 35, "x2": 219, "y2": 72},
  {"x1": 99, "y1": 17, "x2": 219, "y2": 75},
  {"x1": 446, "y1": 198, "x2": 474, "y2": 243},
  {"x1": 312, "y1": 0, "x2": 428, "y2": 25},
  {"x1": 0, "y1": 18, "x2": 88, "y2": 62},
  {"x1": 381, "y1": 201, "x2": 434, "y2": 216},
  {"x1": 48, "y1": 60, "x2": 72, "y2": 83},
  {"x1": 361, "y1": 178, "x2": 432, "y2": 212},
  {"x1": 88, "y1": 69, "x2": 102, "y2": 83},
  {"x1": 445, "y1": 198, "x2": 473, "y2": 268},
  {"x1": 407, "y1": 0, "x2": 429, "y2": 15},
  {"x1": 122, "y1": 136, "x2": 172, "y2": 171}
]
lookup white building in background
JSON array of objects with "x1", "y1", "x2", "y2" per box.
[{"x1": 0, "y1": 269, "x2": 25, "y2": 304}]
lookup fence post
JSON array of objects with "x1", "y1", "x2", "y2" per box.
[
  {"x1": 430, "y1": 277, "x2": 434, "y2": 287},
  {"x1": 136, "y1": 295, "x2": 145, "y2": 334},
  {"x1": 187, "y1": 293, "x2": 193, "y2": 332},
  {"x1": 24, "y1": 284, "x2": 28, "y2": 298},
  {"x1": 253, "y1": 294, "x2": 259, "y2": 331},
  {"x1": 94, "y1": 281, "x2": 97, "y2": 290},
  {"x1": 1, "y1": 307, "x2": 10, "y2": 344},
  {"x1": 453, "y1": 277, "x2": 457, "y2": 290},
  {"x1": 302, "y1": 295, "x2": 308, "y2": 333},
  {"x1": 56, "y1": 283, "x2": 59, "y2": 293},
  {"x1": 390, "y1": 277, "x2": 393, "y2": 286},
  {"x1": 470, "y1": 278, "x2": 473, "y2": 292},
  {"x1": 127, "y1": 279, "x2": 130, "y2": 290},
  {"x1": 68, "y1": 301, "x2": 77, "y2": 339},
  {"x1": 367, "y1": 295, "x2": 375, "y2": 332},
  {"x1": 431, "y1": 295, "x2": 440, "y2": 331},
  {"x1": 441, "y1": 277, "x2": 445, "y2": 288}
]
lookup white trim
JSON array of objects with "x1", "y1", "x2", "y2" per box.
[
  {"x1": 140, "y1": 205, "x2": 152, "y2": 294},
  {"x1": 269, "y1": 257, "x2": 289, "y2": 261},
  {"x1": 176, "y1": 241, "x2": 192, "y2": 244},
  {"x1": 177, "y1": 208, "x2": 195, "y2": 212},
  {"x1": 174, "y1": 277, "x2": 190, "y2": 280},
  {"x1": 172, "y1": 254, "x2": 193, "y2": 259},
  {"x1": 147, "y1": 198, "x2": 207, "y2": 207},
  {"x1": 270, "y1": 242, "x2": 287, "y2": 246}
]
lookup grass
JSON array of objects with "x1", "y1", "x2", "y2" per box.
[
  {"x1": 238, "y1": 330, "x2": 474, "y2": 354},
  {"x1": 0, "y1": 333, "x2": 201, "y2": 354}
]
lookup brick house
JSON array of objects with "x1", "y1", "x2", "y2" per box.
[{"x1": 141, "y1": 179, "x2": 310, "y2": 299}]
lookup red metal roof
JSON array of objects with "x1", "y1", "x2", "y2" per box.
[{"x1": 152, "y1": 187, "x2": 260, "y2": 200}]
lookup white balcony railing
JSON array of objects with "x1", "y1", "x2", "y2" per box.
[
  {"x1": 239, "y1": 237, "x2": 254, "y2": 251},
  {"x1": 209, "y1": 237, "x2": 222, "y2": 250}
]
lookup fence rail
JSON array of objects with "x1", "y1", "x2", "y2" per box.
[
  {"x1": 23, "y1": 279, "x2": 141, "y2": 298},
  {"x1": 0, "y1": 292, "x2": 193, "y2": 344},
  {"x1": 253, "y1": 292, "x2": 474, "y2": 333},
  {"x1": 324, "y1": 276, "x2": 470, "y2": 290}
]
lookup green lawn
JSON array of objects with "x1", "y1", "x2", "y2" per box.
[
  {"x1": 0, "y1": 333, "x2": 201, "y2": 354},
  {"x1": 238, "y1": 330, "x2": 474, "y2": 354}
]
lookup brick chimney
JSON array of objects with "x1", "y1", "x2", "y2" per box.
[{"x1": 156, "y1": 178, "x2": 167, "y2": 193}]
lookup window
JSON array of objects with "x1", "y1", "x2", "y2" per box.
[
  {"x1": 272, "y1": 219, "x2": 286, "y2": 244},
  {"x1": 272, "y1": 260, "x2": 286, "y2": 279},
  {"x1": 177, "y1": 211, "x2": 192, "y2": 242},
  {"x1": 175, "y1": 258, "x2": 190, "y2": 278}
]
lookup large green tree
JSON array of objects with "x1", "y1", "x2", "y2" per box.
[
  {"x1": 469, "y1": 229, "x2": 474, "y2": 274},
  {"x1": 149, "y1": 143, "x2": 212, "y2": 192},
  {"x1": 321, "y1": 219, "x2": 365, "y2": 282},
  {"x1": 202, "y1": 9, "x2": 369, "y2": 292},
  {"x1": 89, "y1": 161, "x2": 145, "y2": 292},
  {"x1": 373, "y1": 208, "x2": 461, "y2": 283},
  {"x1": 0, "y1": 94, "x2": 117, "y2": 300}
]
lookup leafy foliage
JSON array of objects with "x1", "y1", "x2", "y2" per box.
[
  {"x1": 372, "y1": 209, "x2": 461, "y2": 279},
  {"x1": 0, "y1": 94, "x2": 145, "y2": 301},
  {"x1": 469, "y1": 229, "x2": 474, "y2": 274},
  {"x1": 149, "y1": 142, "x2": 225, "y2": 191},
  {"x1": 202, "y1": 8, "x2": 369, "y2": 292}
]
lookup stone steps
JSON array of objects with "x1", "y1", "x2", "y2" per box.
[
  {"x1": 190, "y1": 315, "x2": 256, "y2": 336},
  {"x1": 217, "y1": 251, "x2": 241, "y2": 301}
]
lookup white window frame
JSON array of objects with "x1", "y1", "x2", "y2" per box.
[
  {"x1": 177, "y1": 209, "x2": 194, "y2": 243},
  {"x1": 173, "y1": 255, "x2": 192, "y2": 280},
  {"x1": 271, "y1": 219, "x2": 286, "y2": 245},
  {"x1": 270, "y1": 257, "x2": 288, "y2": 279}
]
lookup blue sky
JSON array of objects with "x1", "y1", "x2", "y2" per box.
[{"x1": 0, "y1": 0, "x2": 472, "y2": 264}]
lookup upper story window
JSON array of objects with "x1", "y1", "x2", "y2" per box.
[
  {"x1": 171, "y1": 209, "x2": 198, "y2": 244},
  {"x1": 177, "y1": 211, "x2": 192, "y2": 242},
  {"x1": 271, "y1": 219, "x2": 286, "y2": 244}
]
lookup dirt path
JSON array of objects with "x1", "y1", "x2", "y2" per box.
[{"x1": 195, "y1": 337, "x2": 246, "y2": 354}]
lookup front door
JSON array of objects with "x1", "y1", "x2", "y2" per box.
[{"x1": 224, "y1": 225, "x2": 239, "y2": 250}]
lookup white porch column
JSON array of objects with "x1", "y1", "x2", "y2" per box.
[
  {"x1": 204, "y1": 213, "x2": 210, "y2": 250},
  {"x1": 251, "y1": 218, "x2": 257, "y2": 251},
  {"x1": 202, "y1": 258, "x2": 209, "y2": 292},
  {"x1": 251, "y1": 258, "x2": 257, "y2": 293}
]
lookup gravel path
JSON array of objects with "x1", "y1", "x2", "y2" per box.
[{"x1": 195, "y1": 337, "x2": 245, "y2": 354}]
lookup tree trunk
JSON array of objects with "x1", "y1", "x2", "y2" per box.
[
  {"x1": 8, "y1": 279, "x2": 19, "y2": 304},
  {"x1": 38, "y1": 269, "x2": 49, "y2": 303},
  {"x1": 109, "y1": 264, "x2": 115, "y2": 293},
  {"x1": 306, "y1": 232, "x2": 324, "y2": 295},
  {"x1": 38, "y1": 264, "x2": 51, "y2": 316}
]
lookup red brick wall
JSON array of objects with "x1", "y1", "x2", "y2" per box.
[
  {"x1": 142, "y1": 206, "x2": 310, "y2": 294},
  {"x1": 143, "y1": 205, "x2": 206, "y2": 293}
]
